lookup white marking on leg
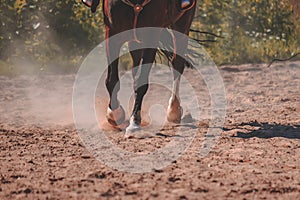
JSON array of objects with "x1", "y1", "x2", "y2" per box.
[
  {"x1": 169, "y1": 76, "x2": 181, "y2": 108},
  {"x1": 167, "y1": 76, "x2": 182, "y2": 123}
]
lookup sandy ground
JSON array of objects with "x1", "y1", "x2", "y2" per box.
[{"x1": 0, "y1": 61, "x2": 299, "y2": 199}]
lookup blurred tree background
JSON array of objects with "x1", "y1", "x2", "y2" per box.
[{"x1": 0, "y1": 0, "x2": 299, "y2": 74}]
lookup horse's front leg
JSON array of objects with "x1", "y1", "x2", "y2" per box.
[
  {"x1": 105, "y1": 29, "x2": 125, "y2": 126},
  {"x1": 128, "y1": 41, "x2": 143, "y2": 81},
  {"x1": 126, "y1": 48, "x2": 157, "y2": 136}
]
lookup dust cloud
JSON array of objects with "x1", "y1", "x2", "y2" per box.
[
  {"x1": 0, "y1": 4, "x2": 85, "y2": 127},
  {"x1": 0, "y1": 75, "x2": 76, "y2": 127}
]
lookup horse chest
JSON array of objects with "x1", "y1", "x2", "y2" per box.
[{"x1": 104, "y1": 0, "x2": 176, "y2": 30}]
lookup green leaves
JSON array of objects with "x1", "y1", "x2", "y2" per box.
[{"x1": 192, "y1": 0, "x2": 299, "y2": 65}]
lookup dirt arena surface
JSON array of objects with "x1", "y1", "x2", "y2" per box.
[{"x1": 0, "y1": 61, "x2": 299, "y2": 199}]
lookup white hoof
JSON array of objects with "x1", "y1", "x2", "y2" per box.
[
  {"x1": 106, "y1": 106, "x2": 125, "y2": 126},
  {"x1": 125, "y1": 121, "x2": 141, "y2": 138}
]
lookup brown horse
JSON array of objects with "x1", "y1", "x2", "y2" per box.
[{"x1": 92, "y1": 0, "x2": 196, "y2": 136}]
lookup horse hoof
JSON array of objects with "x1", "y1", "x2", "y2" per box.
[
  {"x1": 167, "y1": 106, "x2": 183, "y2": 123},
  {"x1": 106, "y1": 106, "x2": 125, "y2": 127},
  {"x1": 125, "y1": 122, "x2": 141, "y2": 138}
]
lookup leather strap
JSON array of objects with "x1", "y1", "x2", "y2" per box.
[{"x1": 121, "y1": 0, "x2": 152, "y2": 42}]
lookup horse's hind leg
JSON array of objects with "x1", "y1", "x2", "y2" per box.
[
  {"x1": 126, "y1": 47, "x2": 157, "y2": 135},
  {"x1": 167, "y1": 52, "x2": 185, "y2": 123},
  {"x1": 167, "y1": 9, "x2": 195, "y2": 123},
  {"x1": 166, "y1": 33, "x2": 188, "y2": 123},
  {"x1": 105, "y1": 28, "x2": 125, "y2": 126}
]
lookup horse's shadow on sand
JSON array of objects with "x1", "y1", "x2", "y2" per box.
[{"x1": 228, "y1": 122, "x2": 300, "y2": 139}]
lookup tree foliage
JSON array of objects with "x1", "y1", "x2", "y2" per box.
[{"x1": 192, "y1": 0, "x2": 300, "y2": 64}]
